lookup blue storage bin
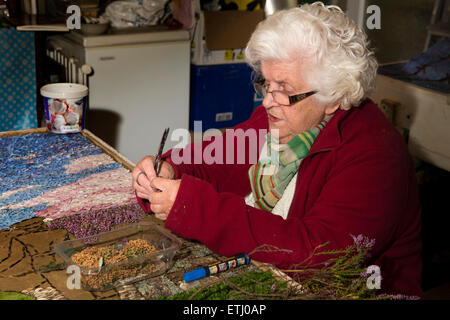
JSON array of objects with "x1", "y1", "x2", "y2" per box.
[
  {"x1": 253, "y1": 92, "x2": 264, "y2": 111},
  {"x1": 190, "y1": 63, "x2": 255, "y2": 131}
]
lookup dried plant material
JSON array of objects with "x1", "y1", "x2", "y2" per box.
[
  {"x1": 71, "y1": 239, "x2": 157, "y2": 269},
  {"x1": 165, "y1": 236, "x2": 421, "y2": 300},
  {"x1": 64, "y1": 154, "x2": 116, "y2": 174},
  {"x1": 70, "y1": 239, "x2": 159, "y2": 291},
  {"x1": 83, "y1": 263, "x2": 160, "y2": 291}
]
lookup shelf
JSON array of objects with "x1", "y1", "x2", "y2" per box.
[{"x1": 7, "y1": 14, "x2": 69, "y2": 32}]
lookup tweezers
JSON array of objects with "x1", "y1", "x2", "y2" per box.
[{"x1": 154, "y1": 127, "x2": 170, "y2": 177}]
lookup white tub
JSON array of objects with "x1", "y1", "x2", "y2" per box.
[{"x1": 40, "y1": 83, "x2": 88, "y2": 134}]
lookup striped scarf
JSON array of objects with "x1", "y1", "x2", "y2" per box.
[{"x1": 248, "y1": 116, "x2": 332, "y2": 211}]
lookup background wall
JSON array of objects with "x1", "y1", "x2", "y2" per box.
[
  {"x1": 364, "y1": 0, "x2": 436, "y2": 63},
  {"x1": 328, "y1": 0, "x2": 436, "y2": 64}
]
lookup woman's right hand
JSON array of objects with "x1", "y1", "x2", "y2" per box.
[{"x1": 132, "y1": 156, "x2": 175, "y2": 200}]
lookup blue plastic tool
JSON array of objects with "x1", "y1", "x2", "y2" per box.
[{"x1": 183, "y1": 253, "x2": 250, "y2": 283}]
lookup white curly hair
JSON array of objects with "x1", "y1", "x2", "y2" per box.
[{"x1": 245, "y1": 2, "x2": 378, "y2": 110}]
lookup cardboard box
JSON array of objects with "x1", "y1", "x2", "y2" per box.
[
  {"x1": 191, "y1": 3, "x2": 264, "y2": 66},
  {"x1": 203, "y1": 10, "x2": 264, "y2": 50}
]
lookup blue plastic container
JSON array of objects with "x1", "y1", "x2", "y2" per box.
[{"x1": 190, "y1": 64, "x2": 255, "y2": 131}]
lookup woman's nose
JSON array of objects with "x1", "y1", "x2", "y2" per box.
[
  {"x1": 262, "y1": 92, "x2": 280, "y2": 109},
  {"x1": 262, "y1": 92, "x2": 273, "y2": 108}
]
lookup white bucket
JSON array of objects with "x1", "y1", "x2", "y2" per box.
[{"x1": 40, "y1": 83, "x2": 89, "y2": 134}]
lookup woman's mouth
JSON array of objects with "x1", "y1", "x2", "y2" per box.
[{"x1": 268, "y1": 114, "x2": 281, "y2": 123}]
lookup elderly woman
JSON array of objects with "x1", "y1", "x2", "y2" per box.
[{"x1": 132, "y1": 3, "x2": 422, "y2": 297}]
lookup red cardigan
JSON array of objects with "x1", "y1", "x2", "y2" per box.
[{"x1": 136, "y1": 99, "x2": 423, "y2": 297}]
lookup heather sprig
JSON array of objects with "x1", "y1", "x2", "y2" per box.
[
  {"x1": 164, "y1": 234, "x2": 419, "y2": 300},
  {"x1": 166, "y1": 235, "x2": 420, "y2": 300},
  {"x1": 47, "y1": 203, "x2": 145, "y2": 238},
  {"x1": 274, "y1": 234, "x2": 417, "y2": 300}
]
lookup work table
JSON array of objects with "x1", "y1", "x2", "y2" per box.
[{"x1": 0, "y1": 127, "x2": 284, "y2": 300}]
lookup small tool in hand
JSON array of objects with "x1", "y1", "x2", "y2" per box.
[{"x1": 154, "y1": 127, "x2": 170, "y2": 177}]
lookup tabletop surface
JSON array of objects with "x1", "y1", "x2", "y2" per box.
[{"x1": 0, "y1": 128, "x2": 277, "y2": 300}]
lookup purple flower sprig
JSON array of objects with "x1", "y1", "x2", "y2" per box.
[
  {"x1": 376, "y1": 293, "x2": 421, "y2": 300},
  {"x1": 47, "y1": 203, "x2": 146, "y2": 239},
  {"x1": 350, "y1": 234, "x2": 376, "y2": 252},
  {"x1": 349, "y1": 234, "x2": 376, "y2": 267}
]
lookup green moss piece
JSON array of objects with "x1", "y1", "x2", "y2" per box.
[
  {"x1": 0, "y1": 292, "x2": 35, "y2": 300},
  {"x1": 161, "y1": 270, "x2": 286, "y2": 300},
  {"x1": 38, "y1": 261, "x2": 66, "y2": 273}
]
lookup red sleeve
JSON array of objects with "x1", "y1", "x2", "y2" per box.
[{"x1": 164, "y1": 147, "x2": 419, "y2": 273}]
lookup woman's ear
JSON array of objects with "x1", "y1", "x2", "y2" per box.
[{"x1": 325, "y1": 103, "x2": 340, "y2": 115}]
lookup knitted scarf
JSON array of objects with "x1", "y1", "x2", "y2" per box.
[{"x1": 248, "y1": 116, "x2": 332, "y2": 211}]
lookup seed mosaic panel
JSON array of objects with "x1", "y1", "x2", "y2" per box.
[{"x1": 0, "y1": 132, "x2": 137, "y2": 230}]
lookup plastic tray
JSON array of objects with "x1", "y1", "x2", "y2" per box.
[{"x1": 53, "y1": 221, "x2": 182, "y2": 291}]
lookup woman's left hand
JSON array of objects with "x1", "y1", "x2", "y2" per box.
[{"x1": 148, "y1": 177, "x2": 181, "y2": 220}]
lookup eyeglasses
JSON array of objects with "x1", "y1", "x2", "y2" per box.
[{"x1": 253, "y1": 80, "x2": 317, "y2": 106}]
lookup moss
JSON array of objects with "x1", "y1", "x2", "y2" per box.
[
  {"x1": 38, "y1": 261, "x2": 66, "y2": 272},
  {"x1": 0, "y1": 292, "x2": 35, "y2": 300},
  {"x1": 161, "y1": 271, "x2": 287, "y2": 300}
]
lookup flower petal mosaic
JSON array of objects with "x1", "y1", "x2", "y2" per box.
[{"x1": 0, "y1": 132, "x2": 139, "y2": 230}]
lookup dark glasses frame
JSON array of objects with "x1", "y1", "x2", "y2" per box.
[{"x1": 253, "y1": 79, "x2": 318, "y2": 106}]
